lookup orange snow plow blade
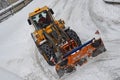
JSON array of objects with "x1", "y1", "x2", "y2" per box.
[{"x1": 55, "y1": 31, "x2": 106, "y2": 78}]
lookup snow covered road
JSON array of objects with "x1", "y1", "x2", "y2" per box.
[{"x1": 0, "y1": 0, "x2": 120, "y2": 80}]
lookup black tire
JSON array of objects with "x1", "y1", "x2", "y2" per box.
[
  {"x1": 39, "y1": 43, "x2": 58, "y2": 66},
  {"x1": 66, "y1": 29, "x2": 82, "y2": 46}
]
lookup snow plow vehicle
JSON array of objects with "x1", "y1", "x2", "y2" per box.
[
  {"x1": 55, "y1": 31, "x2": 106, "y2": 77},
  {"x1": 27, "y1": 6, "x2": 81, "y2": 66},
  {"x1": 28, "y1": 6, "x2": 106, "y2": 77}
]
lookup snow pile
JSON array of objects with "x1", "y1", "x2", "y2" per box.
[{"x1": 0, "y1": 0, "x2": 120, "y2": 80}]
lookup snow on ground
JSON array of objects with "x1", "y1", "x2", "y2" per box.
[
  {"x1": 0, "y1": 0, "x2": 120, "y2": 80},
  {"x1": 0, "y1": 67, "x2": 23, "y2": 80}
]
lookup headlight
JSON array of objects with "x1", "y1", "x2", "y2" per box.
[{"x1": 39, "y1": 39, "x2": 47, "y2": 45}]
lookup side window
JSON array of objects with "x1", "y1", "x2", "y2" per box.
[{"x1": 32, "y1": 15, "x2": 40, "y2": 29}]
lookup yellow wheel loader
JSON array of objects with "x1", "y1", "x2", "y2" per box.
[
  {"x1": 27, "y1": 6, "x2": 82, "y2": 66},
  {"x1": 28, "y1": 6, "x2": 106, "y2": 77}
]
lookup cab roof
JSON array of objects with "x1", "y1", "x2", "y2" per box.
[{"x1": 29, "y1": 6, "x2": 49, "y2": 17}]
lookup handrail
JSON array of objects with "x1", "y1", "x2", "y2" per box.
[{"x1": 0, "y1": 0, "x2": 33, "y2": 23}]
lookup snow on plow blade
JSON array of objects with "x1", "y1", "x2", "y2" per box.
[{"x1": 55, "y1": 31, "x2": 106, "y2": 78}]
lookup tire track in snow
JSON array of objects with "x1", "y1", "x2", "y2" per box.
[
  {"x1": 87, "y1": 0, "x2": 120, "y2": 80},
  {"x1": 88, "y1": 1, "x2": 108, "y2": 33},
  {"x1": 35, "y1": 52, "x2": 57, "y2": 80},
  {"x1": 50, "y1": 0, "x2": 61, "y2": 8},
  {"x1": 96, "y1": 64, "x2": 120, "y2": 80},
  {"x1": 65, "y1": 0, "x2": 77, "y2": 21},
  {"x1": 88, "y1": 0, "x2": 120, "y2": 33},
  {"x1": 34, "y1": 44, "x2": 75, "y2": 80},
  {"x1": 63, "y1": 0, "x2": 69, "y2": 9}
]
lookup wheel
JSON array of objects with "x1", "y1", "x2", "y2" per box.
[
  {"x1": 39, "y1": 43, "x2": 58, "y2": 66},
  {"x1": 65, "y1": 29, "x2": 82, "y2": 46}
]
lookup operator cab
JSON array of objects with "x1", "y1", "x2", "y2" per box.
[
  {"x1": 32, "y1": 11, "x2": 52, "y2": 29},
  {"x1": 28, "y1": 8, "x2": 54, "y2": 30}
]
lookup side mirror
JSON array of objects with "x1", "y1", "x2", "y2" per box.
[
  {"x1": 28, "y1": 19, "x2": 31, "y2": 25},
  {"x1": 49, "y1": 8, "x2": 54, "y2": 14}
]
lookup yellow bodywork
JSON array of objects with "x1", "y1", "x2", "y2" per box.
[
  {"x1": 33, "y1": 25, "x2": 53, "y2": 45},
  {"x1": 29, "y1": 6, "x2": 65, "y2": 45}
]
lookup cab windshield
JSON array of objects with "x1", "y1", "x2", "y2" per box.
[{"x1": 31, "y1": 10, "x2": 52, "y2": 29}]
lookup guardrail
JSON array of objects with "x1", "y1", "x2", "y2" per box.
[{"x1": 0, "y1": 0, "x2": 33, "y2": 23}]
